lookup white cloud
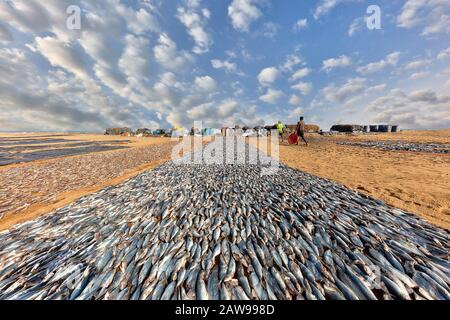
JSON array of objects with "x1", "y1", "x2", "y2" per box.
[
  {"x1": 231, "y1": 81, "x2": 244, "y2": 97},
  {"x1": 2, "y1": 0, "x2": 446, "y2": 133},
  {"x1": 314, "y1": 0, "x2": 344, "y2": 20},
  {"x1": 0, "y1": 1, "x2": 158, "y2": 43},
  {"x1": 348, "y1": 17, "x2": 364, "y2": 36},
  {"x1": 421, "y1": 14, "x2": 450, "y2": 35},
  {"x1": 290, "y1": 67, "x2": 311, "y2": 81},
  {"x1": 291, "y1": 82, "x2": 313, "y2": 95},
  {"x1": 0, "y1": 1, "x2": 170, "y2": 131},
  {"x1": 397, "y1": 0, "x2": 450, "y2": 36},
  {"x1": 397, "y1": 0, "x2": 428, "y2": 28},
  {"x1": 159, "y1": 72, "x2": 183, "y2": 89},
  {"x1": 93, "y1": 65, "x2": 126, "y2": 97},
  {"x1": 0, "y1": 47, "x2": 139, "y2": 132},
  {"x1": 78, "y1": 30, "x2": 118, "y2": 69},
  {"x1": 0, "y1": 1, "x2": 55, "y2": 34},
  {"x1": 357, "y1": 52, "x2": 401, "y2": 74},
  {"x1": 291, "y1": 107, "x2": 304, "y2": 118},
  {"x1": 167, "y1": 111, "x2": 185, "y2": 127},
  {"x1": 116, "y1": 5, "x2": 159, "y2": 35},
  {"x1": 152, "y1": 82, "x2": 179, "y2": 106},
  {"x1": 409, "y1": 71, "x2": 431, "y2": 80},
  {"x1": 437, "y1": 47, "x2": 450, "y2": 60},
  {"x1": 119, "y1": 34, "x2": 151, "y2": 82},
  {"x1": 404, "y1": 59, "x2": 431, "y2": 70},
  {"x1": 211, "y1": 59, "x2": 238, "y2": 73},
  {"x1": 257, "y1": 67, "x2": 280, "y2": 86},
  {"x1": 293, "y1": 19, "x2": 308, "y2": 32},
  {"x1": 182, "y1": 98, "x2": 244, "y2": 127},
  {"x1": 259, "y1": 88, "x2": 284, "y2": 104},
  {"x1": 195, "y1": 75, "x2": 217, "y2": 92},
  {"x1": 366, "y1": 88, "x2": 450, "y2": 129},
  {"x1": 187, "y1": 103, "x2": 213, "y2": 120},
  {"x1": 228, "y1": 0, "x2": 264, "y2": 32},
  {"x1": 35, "y1": 36, "x2": 89, "y2": 81},
  {"x1": 0, "y1": 48, "x2": 39, "y2": 87},
  {"x1": 177, "y1": 1, "x2": 213, "y2": 54},
  {"x1": 322, "y1": 77, "x2": 366, "y2": 103},
  {"x1": 322, "y1": 55, "x2": 351, "y2": 72},
  {"x1": 154, "y1": 33, "x2": 193, "y2": 71},
  {"x1": 218, "y1": 99, "x2": 239, "y2": 117},
  {"x1": 282, "y1": 54, "x2": 303, "y2": 72},
  {"x1": 289, "y1": 95, "x2": 302, "y2": 105},
  {"x1": 366, "y1": 83, "x2": 387, "y2": 93}
]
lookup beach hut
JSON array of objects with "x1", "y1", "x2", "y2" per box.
[{"x1": 202, "y1": 128, "x2": 220, "y2": 136}]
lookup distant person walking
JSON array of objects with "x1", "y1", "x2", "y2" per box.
[
  {"x1": 277, "y1": 121, "x2": 284, "y2": 142},
  {"x1": 295, "y1": 116, "x2": 308, "y2": 146}
]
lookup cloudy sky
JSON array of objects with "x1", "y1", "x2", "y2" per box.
[{"x1": 0, "y1": 0, "x2": 449, "y2": 132}]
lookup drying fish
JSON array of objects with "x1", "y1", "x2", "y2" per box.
[{"x1": 0, "y1": 138, "x2": 448, "y2": 300}]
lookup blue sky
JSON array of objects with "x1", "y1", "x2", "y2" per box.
[{"x1": 0, "y1": 0, "x2": 449, "y2": 132}]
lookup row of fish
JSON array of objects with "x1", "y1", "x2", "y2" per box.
[
  {"x1": 0, "y1": 138, "x2": 448, "y2": 300},
  {"x1": 337, "y1": 141, "x2": 450, "y2": 154}
]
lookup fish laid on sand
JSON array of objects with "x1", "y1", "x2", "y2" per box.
[
  {"x1": 0, "y1": 138, "x2": 448, "y2": 300},
  {"x1": 337, "y1": 141, "x2": 450, "y2": 154},
  {"x1": 0, "y1": 142, "x2": 176, "y2": 219}
]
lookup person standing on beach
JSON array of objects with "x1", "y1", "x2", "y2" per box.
[
  {"x1": 295, "y1": 116, "x2": 308, "y2": 146},
  {"x1": 277, "y1": 121, "x2": 284, "y2": 143}
]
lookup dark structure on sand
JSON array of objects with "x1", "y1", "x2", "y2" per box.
[{"x1": 331, "y1": 124, "x2": 399, "y2": 133}]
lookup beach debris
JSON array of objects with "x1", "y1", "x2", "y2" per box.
[
  {"x1": 331, "y1": 125, "x2": 366, "y2": 133},
  {"x1": 330, "y1": 125, "x2": 399, "y2": 133},
  {"x1": 105, "y1": 128, "x2": 134, "y2": 136},
  {"x1": 135, "y1": 129, "x2": 153, "y2": 137}
]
